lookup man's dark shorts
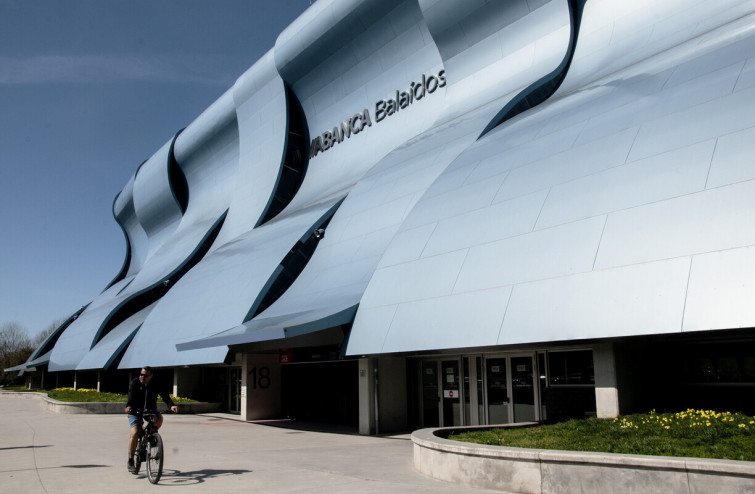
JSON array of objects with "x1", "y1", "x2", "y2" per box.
[{"x1": 128, "y1": 410, "x2": 160, "y2": 428}]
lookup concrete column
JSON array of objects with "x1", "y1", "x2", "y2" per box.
[
  {"x1": 593, "y1": 343, "x2": 620, "y2": 418},
  {"x1": 358, "y1": 358, "x2": 376, "y2": 435},
  {"x1": 241, "y1": 354, "x2": 281, "y2": 421},
  {"x1": 377, "y1": 357, "x2": 408, "y2": 433},
  {"x1": 173, "y1": 370, "x2": 179, "y2": 397},
  {"x1": 97, "y1": 371, "x2": 101, "y2": 392},
  {"x1": 73, "y1": 371, "x2": 78, "y2": 391}
]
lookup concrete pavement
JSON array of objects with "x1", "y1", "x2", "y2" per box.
[{"x1": 0, "y1": 393, "x2": 498, "y2": 493}]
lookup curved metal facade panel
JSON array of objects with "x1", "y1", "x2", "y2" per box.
[
  {"x1": 112, "y1": 174, "x2": 148, "y2": 280},
  {"x1": 39, "y1": 0, "x2": 755, "y2": 369},
  {"x1": 214, "y1": 50, "x2": 289, "y2": 242},
  {"x1": 48, "y1": 278, "x2": 135, "y2": 371},
  {"x1": 274, "y1": 0, "x2": 445, "y2": 211},
  {"x1": 424, "y1": 0, "x2": 571, "y2": 124},
  {"x1": 347, "y1": 2, "x2": 755, "y2": 355},
  {"x1": 180, "y1": 0, "x2": 575, "y2": 352},
  {"x1": 49, "y1": 85, "x2": 240, "y2": 372},
  {"x1": 75, "y1": 303, "x2": 154, "y2": 370},
  {"x1": 132, "y1": 139, "x2": 184, "y2": 260},
  {"x1": 118, "y1": 200, "x2": 339, "y2": 368}
]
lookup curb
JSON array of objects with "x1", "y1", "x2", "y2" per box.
[{"x1": 412, "y1": 427, "x2": 755, "y2": 493}]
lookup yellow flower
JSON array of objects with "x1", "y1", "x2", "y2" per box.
[{"x1": 739, "y1": 424, "x2": 746, "y2": 429}]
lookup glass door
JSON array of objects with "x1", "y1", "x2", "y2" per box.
[
  {"x1": 441, "y1": 360, "x2": 461, "y2": 426},
  {"x1": 485, "y1": 357, "x2": 509, "y2": 424},
  {"x1": 421, "y1": 361, "x2": 440, "y2": 427},
  {"x1": 511, "y1": 356, "x2": 536, "y2": 422}
]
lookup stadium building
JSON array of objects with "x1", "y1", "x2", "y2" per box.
[{"x1": 11, "y1": 0, "x2": 755, "y2": 434}]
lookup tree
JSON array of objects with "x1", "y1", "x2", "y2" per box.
[
  {"x1": 32, "y1": 319, "x2": 63, "y2": 348},
  {"x1": 0, "y1": 322, "x2": 34, "y2": 386}
]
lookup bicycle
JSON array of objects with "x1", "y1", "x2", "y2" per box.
[{"x1": 132, "y1": 411, "x2": 167, "y2": 484}]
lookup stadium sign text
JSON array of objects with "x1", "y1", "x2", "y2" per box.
[{"x1": 309, "y1": 70, "x2": 446, "y2": 159}]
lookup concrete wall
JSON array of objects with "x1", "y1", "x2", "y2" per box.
[
  {"x1": 377, "y1": 357, "x2": 408, "y2": 433},
  {"x1": 242, "y1": 353, "x2": 281, "y2": 420},
  {"x1": 358, "y1": 357, "x2": 376, "y2": 435},
  {"x1": 592, "y1": 344, "x2": 619, "y2": 419},
  {"x1": 413, "y1": 427, "x2": 755, "y2": 493}
]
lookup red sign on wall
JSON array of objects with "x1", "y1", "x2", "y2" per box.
[{"x1": 279, "y1": 348, "x2": 293, "y2": 363}]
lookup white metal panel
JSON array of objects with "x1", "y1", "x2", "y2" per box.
[
  {"x1": 360, "y1": 250, "x2": 468, "y2": 308},
  {"x1": 401, "y1": 176, "x2": 502, "y2": 231},
  {"x1": 706, "y1": 126, "x2": 755, "y2": 189},
  {"x1": 499, "y1": 258, "x2": 691, "y2": 344},
  {"x1": 421, "y1": 190, "x2": 547, "y2": 259},
  {"x1": 535, "y1": 140, "x2": 714, "y2": 230},
  {"x1": 345, "y1": 305, "x2": 398, "y2": 356},
  {"x1": 684, "y1": 246, "x2": 755, "y2": 332},
  {"x1": 380, "y1": 287, "x2": 512, "y2": 353},
  {"x1": 453, "y1": 216, "x2": 605, "y2": 293},
  {"x1": 735, "y1": 57, "x2": 755, "y2": 91},
  {"x1": 628, "y1": 85, "x2": 755, "y2": 163},
  {"x1": 376, "y1": 223, "x2": 436, "y2": 268},
  {"x1": 595, "y1": 180, "x2": 755, "y2": 270},
  {"x1": 495, "y1": 126, "x2": 638, "y2": 203}
]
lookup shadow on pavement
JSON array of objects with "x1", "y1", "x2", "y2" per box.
[
  {"x1": 0, "y1": 445, "x2": 52, "y2": 450},
  {"x1": 151, "y1": 468, "x2": 252, "y2": 485}
]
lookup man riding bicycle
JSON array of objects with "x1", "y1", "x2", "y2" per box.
[{"x1": 125, "y1": 366, "x2": 178, "y2": 473}]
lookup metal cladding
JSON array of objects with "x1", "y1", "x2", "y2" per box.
[{"x1": 35, "y1": 0, "x2": 755, "y2": 370}]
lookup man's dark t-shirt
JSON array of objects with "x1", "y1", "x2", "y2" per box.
[{"x1": 126, "y1": 376, "x2": 175, "y2": 414}]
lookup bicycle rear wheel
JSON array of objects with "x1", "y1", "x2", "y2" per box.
[{"x1": 145, "y1": 432, "x2": 164, "y2": 484}]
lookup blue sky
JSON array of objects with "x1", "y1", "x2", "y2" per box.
[{"x1": 0, "y1": 0, "x2": 309, "y2": 339}]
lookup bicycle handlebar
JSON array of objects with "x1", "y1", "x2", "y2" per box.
[{"x1": 125, "y1": 407, "x2": 176, "y2": 416}]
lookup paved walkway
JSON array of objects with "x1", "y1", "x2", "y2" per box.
[{"x1": 0, "y1": 394, "x2": 498, "y2": 493}]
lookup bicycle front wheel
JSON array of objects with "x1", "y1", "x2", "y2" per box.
[
  {"x1": 133, "y1": 437, "x2": 144, "y2": 474},
  {"x1": 145, "y1": 432, "x2": 164, "y2": 484}
]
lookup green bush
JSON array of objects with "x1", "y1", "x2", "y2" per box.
[
  {"x1": 448, "y1": 409, "x2": 755, "y2": 461},
  {"x1": 43, "y1": 388, "x2": 197, "y2": 403}
]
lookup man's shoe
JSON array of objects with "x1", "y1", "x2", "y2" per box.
[{"x1": 127, "y1": 458, "x2": 136, "y2": 473}]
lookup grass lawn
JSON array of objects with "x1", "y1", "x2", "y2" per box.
[{"x1": 448, "y1": 409, "x2": 755, "y2": 461}]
